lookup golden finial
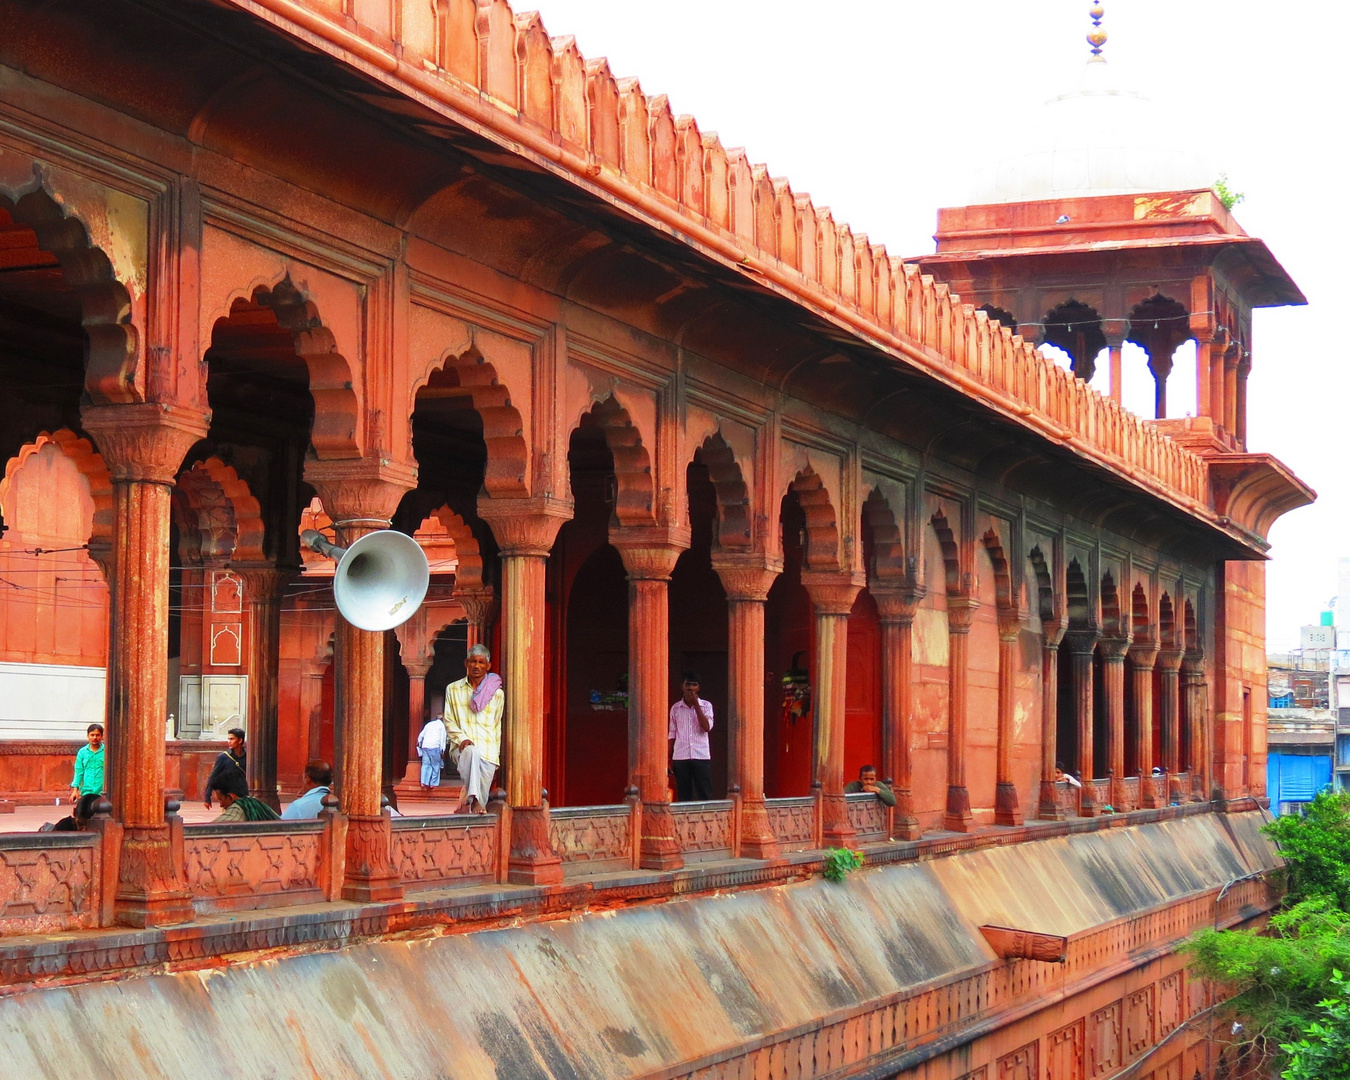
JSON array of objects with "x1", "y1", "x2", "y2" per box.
[{"x1": 1087, "y1": 2, "x2": 1107, "y2": 60}]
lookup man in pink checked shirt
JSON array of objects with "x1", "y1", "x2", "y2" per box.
[{"x1": 668, "y1": 671, "x2": 714, "y2": 802}]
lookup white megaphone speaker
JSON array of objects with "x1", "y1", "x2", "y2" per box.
[{"x1": 301, "y1": 528, "x2": 429, "y2": 631}]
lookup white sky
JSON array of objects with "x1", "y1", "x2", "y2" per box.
[{"x1": 527, "y1": 0, "x2": 1345, "y2": 650}]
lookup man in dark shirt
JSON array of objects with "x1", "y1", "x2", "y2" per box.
[
  {"x1": 843, "y1": 764, "x2": 896, "y2": 807},
  {"x1": 204, "y1": 727, "x2": 249, "y2": 810}
]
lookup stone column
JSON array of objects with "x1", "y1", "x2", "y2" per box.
[
  {"x1": 943, "y1": 596, "x2": 979, "y2": 833},
  {"x1": 299, "y1": 658, "x2": 327, "y2": 762},
  {"x1": 306, "y1": 459, "x2": 414, "y2": 903},
  {"x1": 712, "y1": 553, "x2": 782, "y2": 859},
  {"x1": 995, "y1": 610, "x2": 1024, "y2": 827},
  {"x1": 1183, "y1": 653, "x2": 1209, "y2": 802},
  {"x1": 478, "y1": 496, "x2": 571, "y2": 885},
  {"x1": 613, "y1": 528, "x2": 688, "y2": 871},
  {"x1": 1101, "y1": 637, "x2": 1130, "y2": 810},
  {"x1": 82, "y1": 402, "x2": 208, "y2": 927},
  {"x1": 1130, "y1": 640, "x2": 1160, "y2": 807},
  {"x1": 237, "y1": 566, "x2": 287, "y2": 811},
  {"x1": 1158, "y1": 647, "x2": 1184, "y2": 775},
  {"x1": 802, "y1": 573, "x2": 863, "y2": 844},
  {"x1": 874, "y1": 585, "x2": 925, "y2": 839},
  {"x1": 402, "y1": 656, "x2": 433, "y2": 776},
  {"x1": 1037, "y1": 622, "x2": 1066, "y2": 819},
  {"x1": 1067, "y1": 630, "x2": 1099, "y2": 815}
]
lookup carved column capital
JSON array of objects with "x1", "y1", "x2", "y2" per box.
[
  {"x1": 1128, "y1": 639, "x2": 1160, "y2": 669},
  {"x1": 1067, "y1": 628, "x2": 1101, "y2": 656},
  {"x1": 996, "y1": 606, "x2": 1025, "y2": 642},
  {"x1": 304, "y1": 457, "x2": 416, "y2": 534},
  {"x1": 711, "y1": 551, "x2": 782, "y2": 601},
  {"x1": 801, "y1": 571, "x2": 865, "y2": 616},
  {"x1": 945, "y1": 594, "x2": 979, "y2": 634},
  {"x1": 455, "y1": 585, "x2": 496, "y2": 627},
  {"x1": 403, "y1": 656, "x2": 435, "y2": 680},
  {"x1": 612, "y1": 525, "x2": 689, "y2": 581},
  {"x1": 872, "y1": 582, "x2": 926, "y2": 624},
  {"x1": 1100, "y1": 636, "x2": 1131, "y2": 662},
  {"x1": 478, "y1": 495, "x2": 573, "y2": 556},
  {"x1": 1158, "y1": 646, "x2": 1186, "y2": 673},
  {"x1": 81, "y1": 403, "x2": 210, "y2": 484},
  {"x1": 1042, "y1": 619, "x2": 1067, "y2": 649},
  {"x1": 232, "y1": 564, "x2": 289, "y2": 599}
]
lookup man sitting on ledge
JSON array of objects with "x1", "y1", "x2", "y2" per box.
[
  {"x1": 280, "y1": 760, "x2": 333, "y2": 820},
  {"x1": 444, "y1": 643, "x2": 503, "y2": 814},
  {"x1": 214, "y1": 789, "x2": 281, "y2": 823}
]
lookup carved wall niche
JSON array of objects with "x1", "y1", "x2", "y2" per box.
[
  {"x1": 1048, "y1": 1018, "x2": 1085, "y2": 1080},
  {"x1": 1158, "y1": 972, "x2": 1183, "y2": 1037},
  {"x1": 997, "y1": 1041, "x2": 1037, "y2": 1080},
  {"x1": 1089, "y1": 1000, "x2": 1122, "y2": 1076},
  {"x1": 1127, "y1": 986, "x2": 1155, "y2": 1057}
]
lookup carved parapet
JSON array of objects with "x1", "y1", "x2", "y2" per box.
[
  {"x1": 477, "y1": 494, "x2": 573, "y2": 556},
  {"x1": 80, "y1": 403, "x2": 210, "y2": 485}
]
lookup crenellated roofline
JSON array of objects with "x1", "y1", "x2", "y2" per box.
[{"x1": 227, "y1": 0, "x2": 1309, "y2": 553}]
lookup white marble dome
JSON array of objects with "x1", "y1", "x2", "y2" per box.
[{"x1": 969, "y1": 58, "x2": 1216, "y2": 204}]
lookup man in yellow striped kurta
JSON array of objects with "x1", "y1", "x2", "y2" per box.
[{"x1": 444, "y1": 643, "x2": 504, "y2": 814}]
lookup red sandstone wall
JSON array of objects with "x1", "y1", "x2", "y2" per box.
[{"x1": 1216, "y1": 560, "x2": 1267, "y2": 801}]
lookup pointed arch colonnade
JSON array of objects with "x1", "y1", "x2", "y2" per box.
[{"x1": 0, "y1": 86, "x2": 1283, "y2": 926}]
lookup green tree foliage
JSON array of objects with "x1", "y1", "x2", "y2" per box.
[
  {"x1": 1181, "y1": 791, "x2": 1350, "y2": 1077},
  {"x1": 1266, "y1": 790, "x2": 1350, "y2": 908},
  {"x1": 1282, "y1": 970, "x2": 1350, "y2": 1080}
]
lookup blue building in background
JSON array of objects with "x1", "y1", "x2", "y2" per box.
[{"x1": 1267, "y1": 751, "x2": 1333, "y2": 813}]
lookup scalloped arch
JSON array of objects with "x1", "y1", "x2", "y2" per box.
[
  {"x1": 432, "y1": 505, "x2": 485, "y2": 590},
  {"x1": 174, "y1": 457, "x2": 266, "y2": 564},
  {"x1": 1131, "y1": 582, "x2": 1151, "y2": 639},
  {"x1": 413, "y1": 346, "x2": 529, "y2": 497},
  {"x1": 979, "y1": 527, "x2": 1015, "y2": 612},
  {"x1": 1, "y1": 189, "x2": 141, "y2": 404},
  {"x1": 862, "y1": 489, "x2": 905, "y2": 586},
  {"x1": 929, "y1": 509, "x2": 961, "y2": 596},
  {"x1": 0, "y1": 429, "x2": 113, "y2": 548},
  {"x1": 1100, "y1": 571, "x2": 1123, "y2": 636},
  {"x1": 213, "y1": 279, "x2": 362, "y2": 459},
  {"x1": 693, "y1": 431, "x2": 751, "y2": 550},
  {"x1": 575, "y1": 395, "x2": 655, "y2": 527},
  {"x1": 787, "y1": 468, "x2": 840, "y2": 572}
]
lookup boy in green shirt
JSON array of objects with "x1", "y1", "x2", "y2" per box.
[{"x1": 70, "y1": 723, "x2": 106, "y2": 801}]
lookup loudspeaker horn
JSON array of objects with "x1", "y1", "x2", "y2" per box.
[{"x1": 300, "y1": 528, "x2": 430, "y2": 631}]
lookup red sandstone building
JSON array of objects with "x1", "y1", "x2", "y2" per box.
[{"x1": 0, "y1": 3, "x2": 1313, "y2": 1078}]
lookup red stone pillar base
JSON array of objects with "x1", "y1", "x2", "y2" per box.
[
  {"x1": 821, "y1": 793, "x2": 852, "y2": 845},
  {"x1": 1037, "y1": 779, "x2": 1063, "y2": 821},
  {"x1": 944, "y1": 785, "x2": 975, "y2": 833},
  {"x1": 508, "y1": 805, "x2": 563, "y2": 885},
  {"x1": 638, "y1": 800, "x2": 683, "y2": 871},
  {"x1": 994, "y1": 781, "x2": 1023, "y2": 827},
  {"x1": 738, "y1": 799, "x2": 778, "y2": 859},
  {"x1": 341, "y1": 814, "x2": 402, "y2": 902},
  {"x1": 114, "y1": 824, "x2": 193, "y2": 928}
]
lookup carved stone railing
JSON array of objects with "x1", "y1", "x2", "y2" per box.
[
  {"x1": 246, "y1": 0, "x2": 1216, "y2": 523},
  {"x1": 183, "y1": 820, "x2": 326, "y2": 913},
  {"x1": 1121, "y1": 777, "x2": 1141, "y2": 811},
  {"x1": 549, "y1": 805, "x2": 635, "y2": 876},
  {"x1": 0, "y1": 832, "x2": 106, "y2": 934},
  {"x1": 1170, "y1": 772, "x2": 1191, "y2": 805},
  {"x1": 1053, "y1": 781, "x2": 1081, "y2": 817},
  {"x1": 1191, "y1": 772, "x2": 1207, "y2": 802},
  {"x1": 671, "y1": 800, "x2": 734, "y2": 863},
  {"x1": 1086, "y1": 779, "x2": 1112, "y2": 810},
  {"x1": 1147, "y1": 776, "x2": 1168, "y2": 807},
  {"x1": 765, "y1": 796, "x2": 817, "y2": 852},
  {"x1": 391, "y1": 815, "x2": 498, "y2": 890},
  {"x1": 845, "y1": 792, "x2": 888, "y2": 842}
]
